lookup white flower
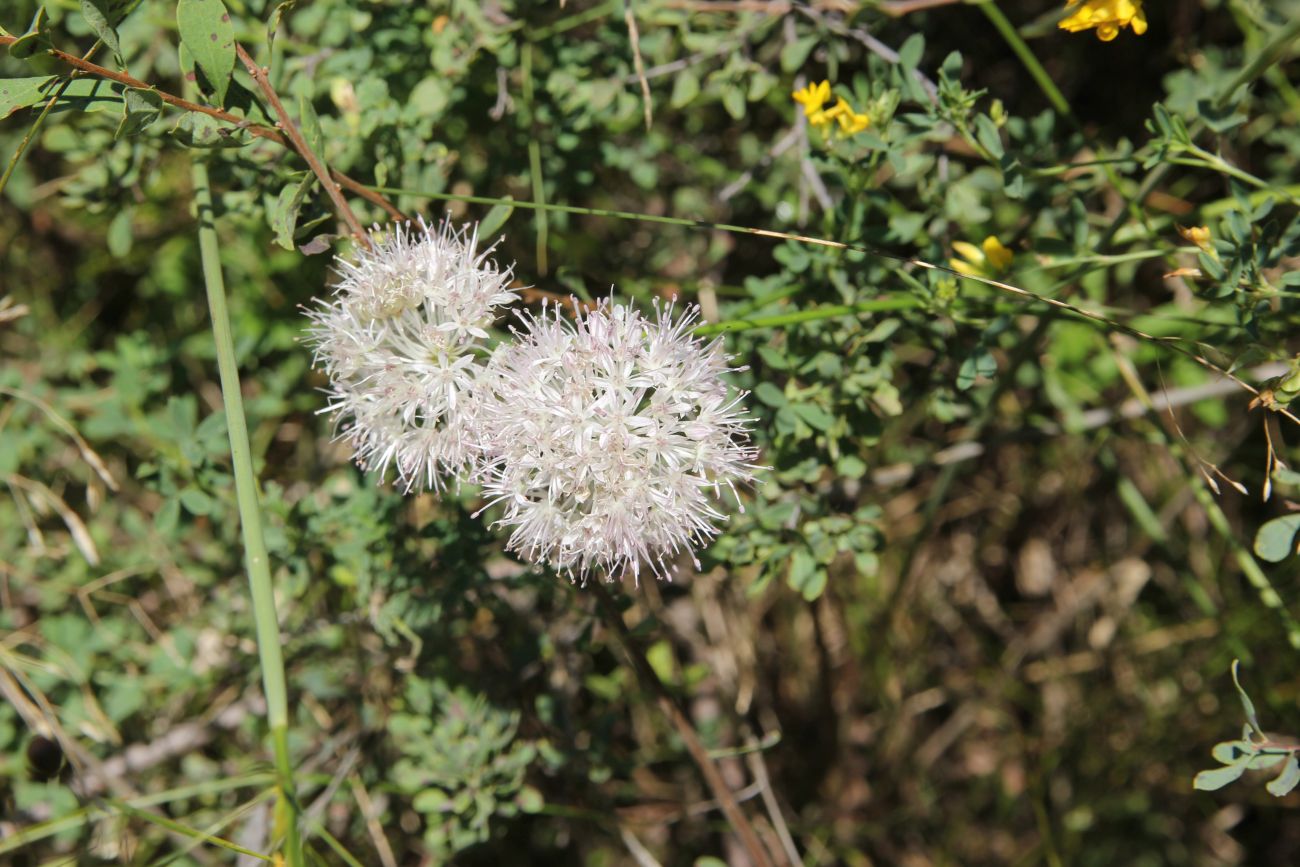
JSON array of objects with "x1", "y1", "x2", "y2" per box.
[
  {"x1": 473, "y1": 299, "x2": 760, "y2": 583},
  {"x1": 306, "y1": 218, "x2": 517, "y2": 491}
]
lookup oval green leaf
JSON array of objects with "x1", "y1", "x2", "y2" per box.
[
  {"x1": 1254, "y1": 514, "x2": 1300, "y2": 562},
  {"x1": 177, "y1": 0, "x2": 235, "y2": 108}
]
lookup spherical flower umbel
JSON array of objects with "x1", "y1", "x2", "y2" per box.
[
  {"x1": 306, "y1": 218, "x2": 517, "y2": 491},
  {"x1": 473, "y1": 299, "x2": 760, "y2": 583}
]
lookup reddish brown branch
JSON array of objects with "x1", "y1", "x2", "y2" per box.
[
  {"x1": 235, "y1": 44, "x2": 368, "y2": 245},
  {"x1": 0, "y1": 35, "x2": 406, "y2": 224}
]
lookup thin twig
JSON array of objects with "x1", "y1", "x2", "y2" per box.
[
  {"x1": 591, "y1": 582, "x2": 775, "y2": 867},
  {"x1": 744, "y1": 739, "x2": 800, "y2": 866},
  {"x1": 348, "y1": 775, "x2": 399, "y2": 867},
  {"x1": 624, "y1": 1, "x2": 654, "y2": 131},
  {"x1": 235, "y1": 44, "x2": 369, "y2": 245},
  {"x1": 0, "y1": 35, "x2": 405, "y2": 223}
]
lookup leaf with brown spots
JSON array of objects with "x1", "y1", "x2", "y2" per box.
[{"x1": 176, "y1": 0, "x2": 235, "y2": 108}]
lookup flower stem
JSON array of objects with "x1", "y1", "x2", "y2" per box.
[
  {"x1": 191, "y1": 156, "x2": 304, "y2": 866},
  {"x1": 695, "y1": 297, "x2": 921, "y2": 336},
  {"x1": 1218, "y1": 15, "x2": 1300, "y2": 109},
  {"x1": 522, "y1": 42, "x2": 550, "y2": 275},
  {"x1": 977, "y1": 2, "x2": 1070, "y2": 117}
]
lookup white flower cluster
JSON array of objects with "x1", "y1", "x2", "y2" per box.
[
  {"x1": 307, "y1": 219, "x2": 759, "y2": 583},
  {"x1": 475, "y1": 301, "x2": 761, "y2": 581},
  {"x1": 306, "y1": 218, "x2": 517, "y2": 492}
]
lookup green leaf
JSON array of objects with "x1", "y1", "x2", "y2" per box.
[
  {"x1": 645, "y1": 640, "x2": 675, "y2": 685},
  {"x1": 268, "y1": 172, "x2": 314, "y2": 250},
  {"x1": 787, "y1": 549, "x2": 827, "y2": 600},
  {"x1": 753, "y1": 382, "x2": 788, "y2": 408},
  {"x1": 1196, "y1": 98, "x2": 1246, "y2": 135},
  {"x1": 1267, "y1": 755, "x2": 1300, "y2": 797},
  {"x1": 80, "y1": 0, "x2": 123, "y2": 61},
  {"x1": 836, "y1": 454, "x2": 867, "y2": 480},
  {"x1": 479, "y1": 197, "x2": 514, "y2": 239},
  {"x1": 721, "y1": 85, "x2": 746, "y2": 120},
  {"x1": 802, "y1": 568, "x2": 828, "y2": 601},
  {"x1": 1210, "y1": 740, "x2": 1250, "y2": 764},
  {"x1": 8, "y1": 9, "x2": 54, "y2": 68},
  {"x1": 670, "y1": 69, "x2": 700, "y2": 109},
  {"x1": 177, "y1": 0, "x2": 236, "y2": 108},
  {"x1": 1193, "y1": 761, "x2": 1249, "y2": 791},
  {"x1": 516, "y1": 785, "x2": 544, "y2": 814},
  {"x1": 154, "y1": 497, "x2": 180, "y2": 534},
  {"x1": 790, "y1": 403, "x2": 835, "y2": 432},
  {"x1": 1248, "y1": 753, "x2": 1287, "y2": 770},
  {"x1": 957, "y1": 346, "x2": 997, "y2": 390},
  {"x1": 172, "y1": 111, "x2": 246, "y2": 148},
  {"x1": 56, "y1": 77, "x2": 123, "y2": 114},
  {"x1": 0, "y1": 76, "x2": 56, "y2": 119},
  {"x1": 1231, "y1": 660, "x2": 1264, "y2": 739},
  {"x1": 266, "y1": 0, "x2": 299, "y2": 41},
  {"x1": 179, "y1": 488, "x2": 215, "y2": 516},
  {"x1": 780, "y1": 36, "x2": 818, "y2": 74},
  {"x1": 898, "y1": 34, "x2": 924, "y2": 70},
  {"x1": 940, "y1": 50, "x2": 963, "y2": 80},
  {"x1": 107, "y1": 207, "x2": 134, "y2": 257},
  {"x1": 116, "y1": 87, "x2": 163, "y2": 138},
  {"x1": 1254, "y1": 514, "x2": 1300, "y2": 562},
  {"x1": 975, "y1": 114, "x2": 1004, "y2": 158},
  {"x1": 298, "y1": 92, "x2": 324, "y2": 159}
]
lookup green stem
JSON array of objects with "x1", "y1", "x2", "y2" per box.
[
  {"x1": 977, "y1": 2, "x2": 1070, "y2": 117},
  {"x1": 0, "y1": 77, "x2": 68, "y2": 198},
  {"x1": 191, "y1": 157, "x2": 304, "y2": 867},
  {"x1": 695, "y1": 297, "x2": 921, "y2": 336},
  {"x1": 528, "y1": 0, "x2": 618, "y2": 40},
  {"x1": 1172, "y1": 145, "x2": 1300, "y2": 206},
  {"x1": 1, "y1": 36, "x2": 106, "y2": 198},
  {"x1": 1200, "y1": 183, "x2": 1300, "y2": 218},
  {"x1": 1218, "y1": 15, "x2": 1300, "y2": 108},
  {"x1": 522, "y1": 42, "x2": 549, "y2": 275}
]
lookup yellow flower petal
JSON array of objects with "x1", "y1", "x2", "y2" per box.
[
  {"x1": 982, "y1": 236, "x2": 1014, "y2": 272},
  {"x1": 1058, "y1": 0, "x2": 1146, "y2": 40},
  {"x1": 949, "y1": 258, "x2": 980, "y2": 278},
  {"x1": 792, "y1": 80, "x2": 832, "y2": 118},
  {"x1": 951, "y1": 241, "x2": 984, "y2": 265},
  {"x1": 823, "y1": 98, "x2": 850, "y2": 120}
]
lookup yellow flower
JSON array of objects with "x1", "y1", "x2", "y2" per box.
[
  {"x1": 836, "y1": 106, "x2": 871, "y2": 135},
  {"x1": 1059, "y1": 0, "x2": 1147, "y2": 41},
  {"x1": 1177, "y1": 224, "x2": 1213, "y2": 253},
  {"x1": 796, "y1": 83, "x2": 873, "y2": 138},
  {"x1": 805, "y1": 96, "x2": 842, "y2": 130},
  {"x1": 792, "y1": 80, "x2": 831, "y2": 118},
  {"x1": 950, "y1": 236, "x2": 1014, "y2": 278}
]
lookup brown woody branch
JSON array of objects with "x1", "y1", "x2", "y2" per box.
[
  {"x1": 0, "y1": 34, "x2": 406, "y2": 223},
  {"x1": 234, "y1": 43, "x2": 369, "y2": 245}
]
